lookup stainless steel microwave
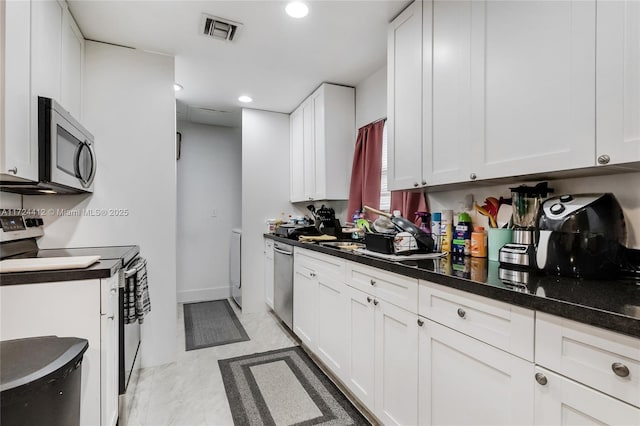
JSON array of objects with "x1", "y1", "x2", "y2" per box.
[
  {"x1": 0, "y1": 97, "x2": 96, "y2": 195},
  {"x1": 38, "y1": 96, "x2": 96, "y2": 193}
]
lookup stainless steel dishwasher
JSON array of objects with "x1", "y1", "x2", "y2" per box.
[{"x1": 273, "y1": 241, "x2": 294, "y2": 329}]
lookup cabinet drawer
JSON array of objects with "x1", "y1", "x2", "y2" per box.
[
  {"x1": 419, "y1": 281, "x2": 534, "y2": 361},
  {"x1": 294, "y1": 248, "x2": 346, "y2": 282},
  {"x1": 347, "y1": 263, "x2": 418, "y2": 313},
  {"x1": 536, "y1": 312, "x2": 640, "y2": 408}
]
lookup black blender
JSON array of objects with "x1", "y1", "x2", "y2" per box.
[{"x1": 499, "y1": 183, "x2": 553, "y2": 269}]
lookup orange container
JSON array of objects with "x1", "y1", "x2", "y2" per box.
[{"x1": 471, "y1": 227, "x2": 487, "y2": 258}]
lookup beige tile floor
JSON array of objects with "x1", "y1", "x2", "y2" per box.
[{"x1": 125, "y1": 300, "x2": 298, "y2": 426}]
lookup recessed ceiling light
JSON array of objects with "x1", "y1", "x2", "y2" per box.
[
  {"x1": 174, "y1": 83, "x2": 183, "y2": 91},
  {"x1": 238, "y1": 95, "x2": 253, "y2": 103},
  {"x1": 285, "y1": 2, "x2": 309, "y2": 18}
]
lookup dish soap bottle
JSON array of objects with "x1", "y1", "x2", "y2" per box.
[{"x1": 452, "y1": 212, "x2": 472, "y2": 255}]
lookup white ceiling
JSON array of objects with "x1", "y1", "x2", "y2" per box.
[{"x1": 68, "y1": 0, "x2": 409, "y2": 127}]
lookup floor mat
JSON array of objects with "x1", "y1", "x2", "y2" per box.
[
  {"x1": 183, "y1": 299, "x2": 250, "y2": 351},
  {"x1": 218, "y1": 346, "x2": 370, "y2": 426}
]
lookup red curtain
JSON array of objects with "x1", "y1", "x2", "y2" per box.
[
  {"x1": 347, "y1": 120, "x2": 385, "y2": 221},
  {"x1": 390, "y1": 191, "x2": 429, "y2": 227}
]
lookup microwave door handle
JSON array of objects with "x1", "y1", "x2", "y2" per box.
[
  {"x1": 74, "y1": 141, "x2": 96, "y2": 186},
  {"x1": 73, "y1": 141, "x2": 85, "y2": 179}
]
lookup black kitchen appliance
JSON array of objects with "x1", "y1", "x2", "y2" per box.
[
  {"x1": 275, "y1": 224, "x2": 320, "y2": 240},
  {"x1": 536, "y1": 193, "x2": 627, "y2": 278}
]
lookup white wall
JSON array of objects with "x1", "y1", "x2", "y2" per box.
[
  {"x1": 427, "y1": 172, "x2": 640, "y2": 249},
  {"x1": 176, "y1": 121, "x2": 241, "y2": 303},
  {"x1": 355, "y1": 66, "x2": 387, "y2": 129},
  {"x1": 24, "y1": 41, "x2": 177, "y2": 368},
  {"x1": 0, "y1": 192, "x2": 21, "y2": 209},
  {"x1": 241, "y1": 109, "x2": 291, "y2": 313}
]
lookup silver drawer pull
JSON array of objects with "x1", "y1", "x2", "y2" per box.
[
  {"x1": 107, "y1": 315, "x2": 114, "y2": 320},
  {"x1": 457, "y1": 308, "x2": 466, "y2": 318},
  {"x1": 417, "y1": 318, "x2": 424, "y2": 327},
  {"x1": 367, "y1": 296, "x2": 372, "y2": 303},
  {"x1": 310, "y1": 272, "x2": 316, "y2": 277},
  {"x1": 110, "y1": 288, "x2": 117, "y2": 294},
  {"x1": 373, "y1": 299, "x2": 379, "y2": 306},
  {"x1": 612, "y1": 362, "x2": 630, "y2": 378},
  {"x1": 370, "y1": 279, "x2": 376, "y2": 286},
  {"x1": 535, "y1": 373, "x2": 548, "y2": 386}
]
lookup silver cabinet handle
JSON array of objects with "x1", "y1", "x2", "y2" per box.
[
  {"x1": 370, "y1": 279, "x2": 376, "y2": 286},
  {"x1": 367, "y1": 296, "x2": 372, "y2": 303},
  {"x1": 310, "y1": 272, "x2": 316, "y2": 277},
  {"x1": 373, "y1": 299, "x2": 379, "y2": 306},
  {"x1": 7, "y1": 167, "x2": 17, "y2": 174},
  {"x1": 421, "y1": 180, "x2": 427, "y2": 186},
  {"x1": 457, "y1": 308, "x2": 466, "y2": 318},
  {"x1": 107, "y1": 315, "x2": 114, "y2": 320},
  {"x1": 535, "y1": 373, "x2": 548, "y2": 385},
  {"x1": 612, "y1": 362, "x2": 630, "y2": 378},
  {"x1": 413, "y1": 182, "x2": 419, "y2": 187},
  {"x1": 598, "y1": 154, "x2": 610, "y2": 165},
  {"x1": 470, "y1": 173, "x2": 477, "y2": 180},
  {"x1": 110, "y1": 288, "x2": 117, "y2": 294},
  {"x1": 417, "y1": 318, "x2": 424, "y2": 326}
]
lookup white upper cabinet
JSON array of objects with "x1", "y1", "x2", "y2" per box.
[
  {"x1": 469, "y1": 0, "x2": 596, "y2": 180},
  {"x1": 387, "y1": 0, "x2": 426, "y2": 190},
  {"x1": 428, "y1": 0, "x2": 473, "y2": 185},
  {"x1": 389, "y1": 0, "x2": 607, "y2": 188},
  {"x1": 2, "y1": 0, "x2": 36, "y2": 180},
  {"x1": 596, "y1": 0, "x2": 640, "y2": 166},
  {"x1": 61, "y1": 6, "x2": 84, "y2": 119},
  {"x1": 2, "y1": 0, "x2": 84, "y2": 182},
  {"x1": 289, "y1": 83, "x2": 355, "y2": 202}
]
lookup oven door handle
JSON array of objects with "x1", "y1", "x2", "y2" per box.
[{"x1": 124, "y1": 268, "x2": 137, "y2": 279}]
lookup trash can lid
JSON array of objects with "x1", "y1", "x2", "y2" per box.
[{"x1": 0, "y1": 336, "x2": 89, "y2": 393}]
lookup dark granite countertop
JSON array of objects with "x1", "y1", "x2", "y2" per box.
[
  {"x1": 265, "y1": 234, "x2": 640, "y2": 338},
  {"x1": 0, "y1": 245, "x2": 139, "y2": 286}
]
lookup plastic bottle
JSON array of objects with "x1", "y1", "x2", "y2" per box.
[
  {"x1": 440, "y1": 210, "x2": 453, "y2": 253},
  {"x1": 452, "y1": 212, "x2": 472, "y2": 255},
  {"x1": 471, "y1": 226, "x2": 487, "y2": 258},
  {"x1": 430, "y1": 212, "x2": 442, "y2": 252}
]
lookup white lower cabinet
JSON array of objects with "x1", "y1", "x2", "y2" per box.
[
  {"x1": 534, "y1": 367, "x2": 640, "y2": 426},
  {"x1": 345, "y1": 286, "x2": 419, "y2": 425},
  {"x1": 316, "y1": 272, "x2": 349, "y2": 382},
  {"x1": 418, "y1": 318, "x2": 534, "y2": 426},
  {"x1": 264, "y1": 239, "x2": 274, "y2": 309},
  {"x1": 0, "y1": 276, "x2": 119, "y2": 426},
  {"x1": 293, "y1": 261, "x2": 317, "y2": 350}
]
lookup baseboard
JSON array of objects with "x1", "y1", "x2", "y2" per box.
[{"x1": 177, "y1": 287, "x2": 230, "y2": 303}]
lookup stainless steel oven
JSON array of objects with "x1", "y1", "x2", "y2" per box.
[{"x1": 118, "y1": 258, "x2": 142, "y2": 424}]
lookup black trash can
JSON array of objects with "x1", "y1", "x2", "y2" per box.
[{"x1": 1, "y1": 336, "x2": 89, "y2": 426}]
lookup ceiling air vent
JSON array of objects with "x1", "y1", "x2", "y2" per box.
[{"x1": 201, "y1": 14, "x2": 242, "y2": 42}]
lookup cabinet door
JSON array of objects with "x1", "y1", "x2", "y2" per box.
[
  {"x1": 315, "y1": 272, "x2": 349, "y2": 382},
  {"x1": 374, "y1": 300, "x2": 419, "y2": 426},
  {"x1": 293, "y1": 262, "x2": 317, "y2": 350},
  {"x1": 100, "y1": 276, "x2": 119, "y2": 426},
  {"x1": 596, "y1": 0, "x2": 640, "y2": 166},
  {"x1": 264, "y1": 240, "x2": 274, "y2": 309},
  {"x1": 61, "y1": 6, "x2": 84, "y2": 119},
  {"x1": 470, "y1": 0, "x2": 596, "y2": 180},
  {"x1": 2, "y1": 0, "x2": 36, "y2": 180},
  {"x1": 302, "y1": 101, "x2": 317, "y2": 200},
  {"x1": 419, "y1": 319, "x2": 534, "y2": 426},
  {"x1": 345, "y1": 286, "x2": 376, "y2": 409},
  {"x1": 31, "y1": 0, "x2": 62, "y2": 101},
  {"x1": 428, "y1": 0, "x2": 473, "y2": 185},
  {"x1": 311, "y1": 89, "x2": 326, "y2": 200},
  {"x1": 387, "y1": 0, "x2": 425, "y2": 191},
  {"x1": 534, "y1": 367, "x2": 640, "y2": 426},
  {"x1": 290, "y1": 107, "x2": 305, "y2": 202}
]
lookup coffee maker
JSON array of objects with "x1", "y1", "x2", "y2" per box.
[{"x1": 499, "y1": 183, "x2": 553, "y2": 269}]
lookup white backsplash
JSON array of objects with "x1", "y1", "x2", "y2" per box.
[{"x1": 427, "y1": 171, "x2": 640, "y2": 249}]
